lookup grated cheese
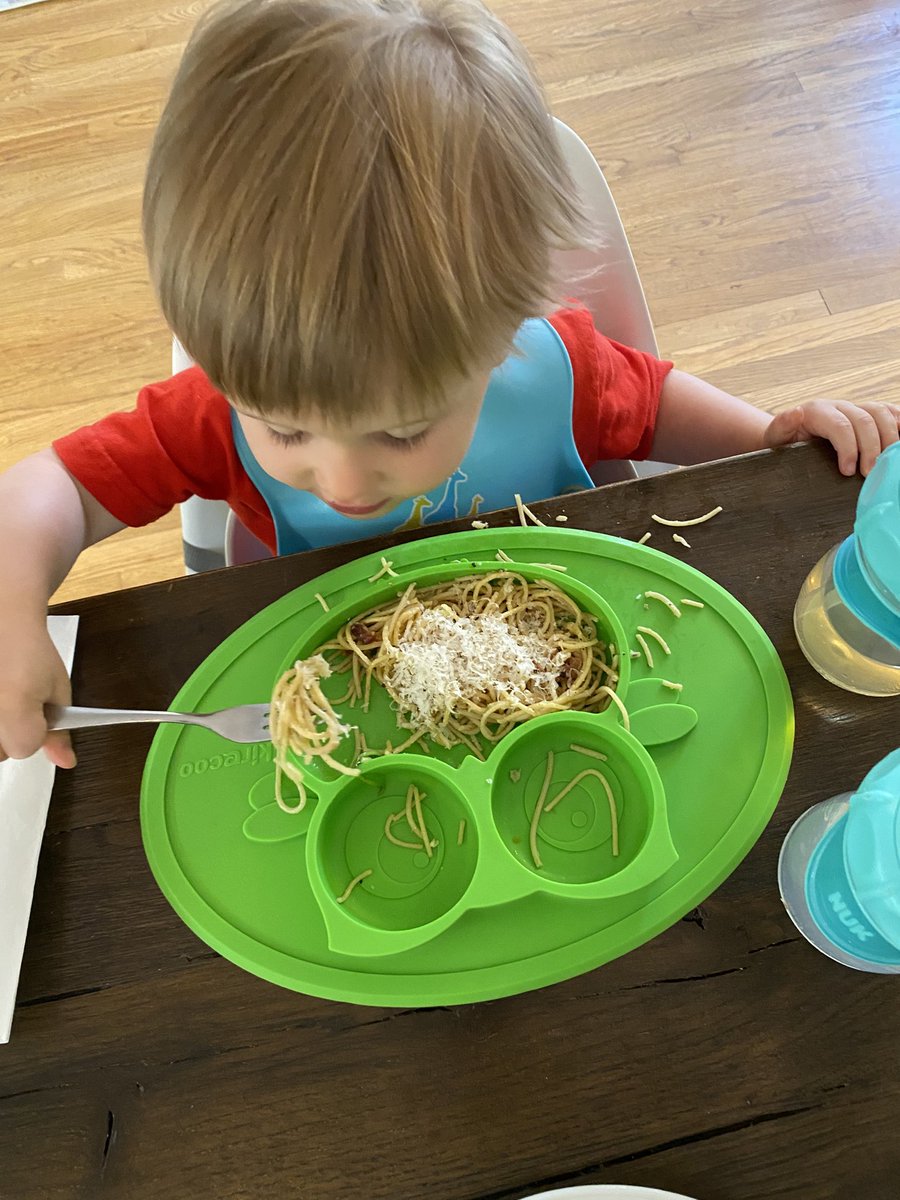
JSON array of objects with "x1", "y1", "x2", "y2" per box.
[
  {"x1": 471, "y1": 520, "x2": 489, "y2": 529},
  {"x1": 384, "y1": 608, "x2": 571, "y2": 730}
]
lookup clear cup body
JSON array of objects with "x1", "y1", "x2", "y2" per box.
[{"x1": 794, "y1": 545, "x2": 900, "y2": 696}]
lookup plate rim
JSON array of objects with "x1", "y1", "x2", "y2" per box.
[{"x1": 141, "y1": 528, "x2": 794, "y2": 1005}]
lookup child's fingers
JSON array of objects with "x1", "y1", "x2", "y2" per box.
[
  {"x1": 834, "y1": 402, "x2": 883, "y2": 476},
  {"x1": 798, "y1": 403, "x2": 858, "y2": 475},
  {"x1": 43, "y1": 731, "x2": 77, "y2": 770},
  {"x1": 858, "y1": 402, "x2": 900, "y2": 459},
  {"x1": 0, "y1": 703, "x2": 53, "y2": 760},
  {"x1": 43, "y1": 664, "x2": 75, "y2": 768},
  {"x1": 764, "y1": 406, "x2": 806, "y2": 448}
]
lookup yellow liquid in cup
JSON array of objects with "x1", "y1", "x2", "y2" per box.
[{"x1": 794, "y1": 546, "x2": 900, "y2": 697}]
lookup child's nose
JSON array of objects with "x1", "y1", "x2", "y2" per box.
[{"x1": 313, "y1": 445, "x2": 375, "y2": 505}]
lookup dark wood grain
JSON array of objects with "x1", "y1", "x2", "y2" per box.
[{"x1": 4, "y1": 444, "x2": 899, "y2": 1200}]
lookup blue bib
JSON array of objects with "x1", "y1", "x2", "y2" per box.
[{"x1": 232, "y1": 317, "x2": 594, "y2": 554}]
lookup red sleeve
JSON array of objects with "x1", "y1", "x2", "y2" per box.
[
  {"x1": 548, "y1": 306, "x2": 673, "y2": 464},
  {"x1": 52, "y1": 368, "x2": 277, "y2": 551}
]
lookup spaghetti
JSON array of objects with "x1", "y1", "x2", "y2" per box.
[
  {"x1": 651, "y1": 505, "x2": 722, "y2": 527},
  {"x1": 336, "y1": 869, "x2": 372, "y2": 903},
  {"x1": 644, "y1": 591, "x2": 682, "y2": 618},
  {"x1": 329, "y1": 572, "x2": 618, "y2": 752},
  {"x1": 543, "y1": 768, "x2": 619, "y2": 857},
  {"x1": 635, "y1": 632, "x2": 655, "y2": 669},
  {"x1": 270, "y1": 655, "x2": 359, "y2": 813},
  {"x1": 384, "y1": 812, "x2": 421, "y2": 850},
  {"x1": 569, "y1": 743, "x2": 607, "y2": 761},
  {"x1": 598, "y1": 685, "x2": 630, "y2": 732},
  {"x1": 529, "y1": 751, "x2": 555, "y2": 868},
  {"x1": 383, "y1": 785, "x2": 437, "y2": 855},
  {"x1": 270, "y1": 572, "x2": 621, "y2": 806},
  {"x1": 527, "y1": 746, "x2": 620, "y2": 866},
  {"x1": 637, "y1": 626, "x2": 671, "y2": 656},
  {"x1": 368, "y1": 556, "x2": 399, "y2": 582}
]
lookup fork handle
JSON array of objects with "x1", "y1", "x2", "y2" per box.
[{"x1": 45, "y1": 705, "x2": 199, "y2": 732}]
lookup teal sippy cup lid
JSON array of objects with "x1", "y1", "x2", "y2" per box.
[
  {"x1": 843, "y1": 747, "x2": 900, "y2": 949},
  {"x1": 834, "y1": 442, "x2": 900, "y2": 647}
]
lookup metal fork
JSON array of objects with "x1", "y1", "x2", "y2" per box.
[{"x1": 45, "y1": 703, "x2": 271, "y2": 744}]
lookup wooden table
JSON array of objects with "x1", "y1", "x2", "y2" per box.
[{"x1": 4, "y1": 444, "x2": 898, "y2": 1200}]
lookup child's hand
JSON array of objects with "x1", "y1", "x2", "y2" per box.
[
  {"x1": 0, "y1": 620, "x2": 76, "y2": 769},
  {"x1": 764, "y1": 400, "x2": 900, "y2": 476}
]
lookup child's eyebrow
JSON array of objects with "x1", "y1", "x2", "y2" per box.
[
  {"x1": 384, "y1": 417, "x2": 435, "y2": 435},
  {"x1": 231, "y1": 402, "x2": 445, "y2": 438}
]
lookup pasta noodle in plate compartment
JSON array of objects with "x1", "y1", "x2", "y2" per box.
[{"x1": 269, "y1": 571, "x2": 621, "y2": 812}]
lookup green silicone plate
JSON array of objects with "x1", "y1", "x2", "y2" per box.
[{"x1": 141, "y1": 528, "x2": 794, "y2": 1005}]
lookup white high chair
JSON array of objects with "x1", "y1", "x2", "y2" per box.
[{"x1": 176, "y1": 119, "x2": 667, "y2": 572}]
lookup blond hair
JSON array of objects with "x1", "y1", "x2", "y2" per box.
[{"x1": 143, "y1": 0, "x2": 589, "y2": 418}]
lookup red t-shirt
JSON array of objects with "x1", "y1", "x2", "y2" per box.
[{"x1": 54, "y1": 307, "x2": 672, "y2": 553}]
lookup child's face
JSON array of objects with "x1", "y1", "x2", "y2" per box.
[{"x1": 233, "y1": 372, "x2": 490, "y2": 519}]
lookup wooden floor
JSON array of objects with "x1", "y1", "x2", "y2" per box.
[{"x1": 1, "y1": 0, "x2": 898, "y2": 603}]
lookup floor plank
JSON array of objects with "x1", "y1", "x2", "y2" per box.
[{"x1": 2, "y1": 0, "x2": 898, "y2": 601}]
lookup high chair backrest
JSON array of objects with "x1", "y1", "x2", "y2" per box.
[
  {"x1": 551, "y1": 119, "x2": 658, "y2": 357},
  {"x1": 176, "y1": 119, "x2": 661, "y2": 571}
]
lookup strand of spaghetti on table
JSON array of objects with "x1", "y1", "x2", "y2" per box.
[{"x1": 651, "y1": 506, "x2": 722, "y2": 527}]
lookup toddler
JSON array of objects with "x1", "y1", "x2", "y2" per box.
[{"x1": 0, "y1": 0, "x2": 896, "y2": 768}]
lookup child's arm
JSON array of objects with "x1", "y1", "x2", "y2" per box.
[
  {"x1": 651, "y1": 369, "x2": 900, "y2": 476},
  {"x1": 0, "y1": 449, "x2": 124, "y2": 768}
]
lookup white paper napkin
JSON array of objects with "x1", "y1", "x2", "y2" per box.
[
  {"x1": 0, "y1": 615, "x2": 78, "y2": 1043},
  {"x1": 0, "y1": 1, "x2": 55, "y2": 11}
]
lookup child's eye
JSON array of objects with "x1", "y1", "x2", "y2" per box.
[
  {"x1": 267, "y1": 427, "x2": 308, "y2": 447},
  {"x1": 377, "y1": 428, "x2": 430, "y2": 451}
]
